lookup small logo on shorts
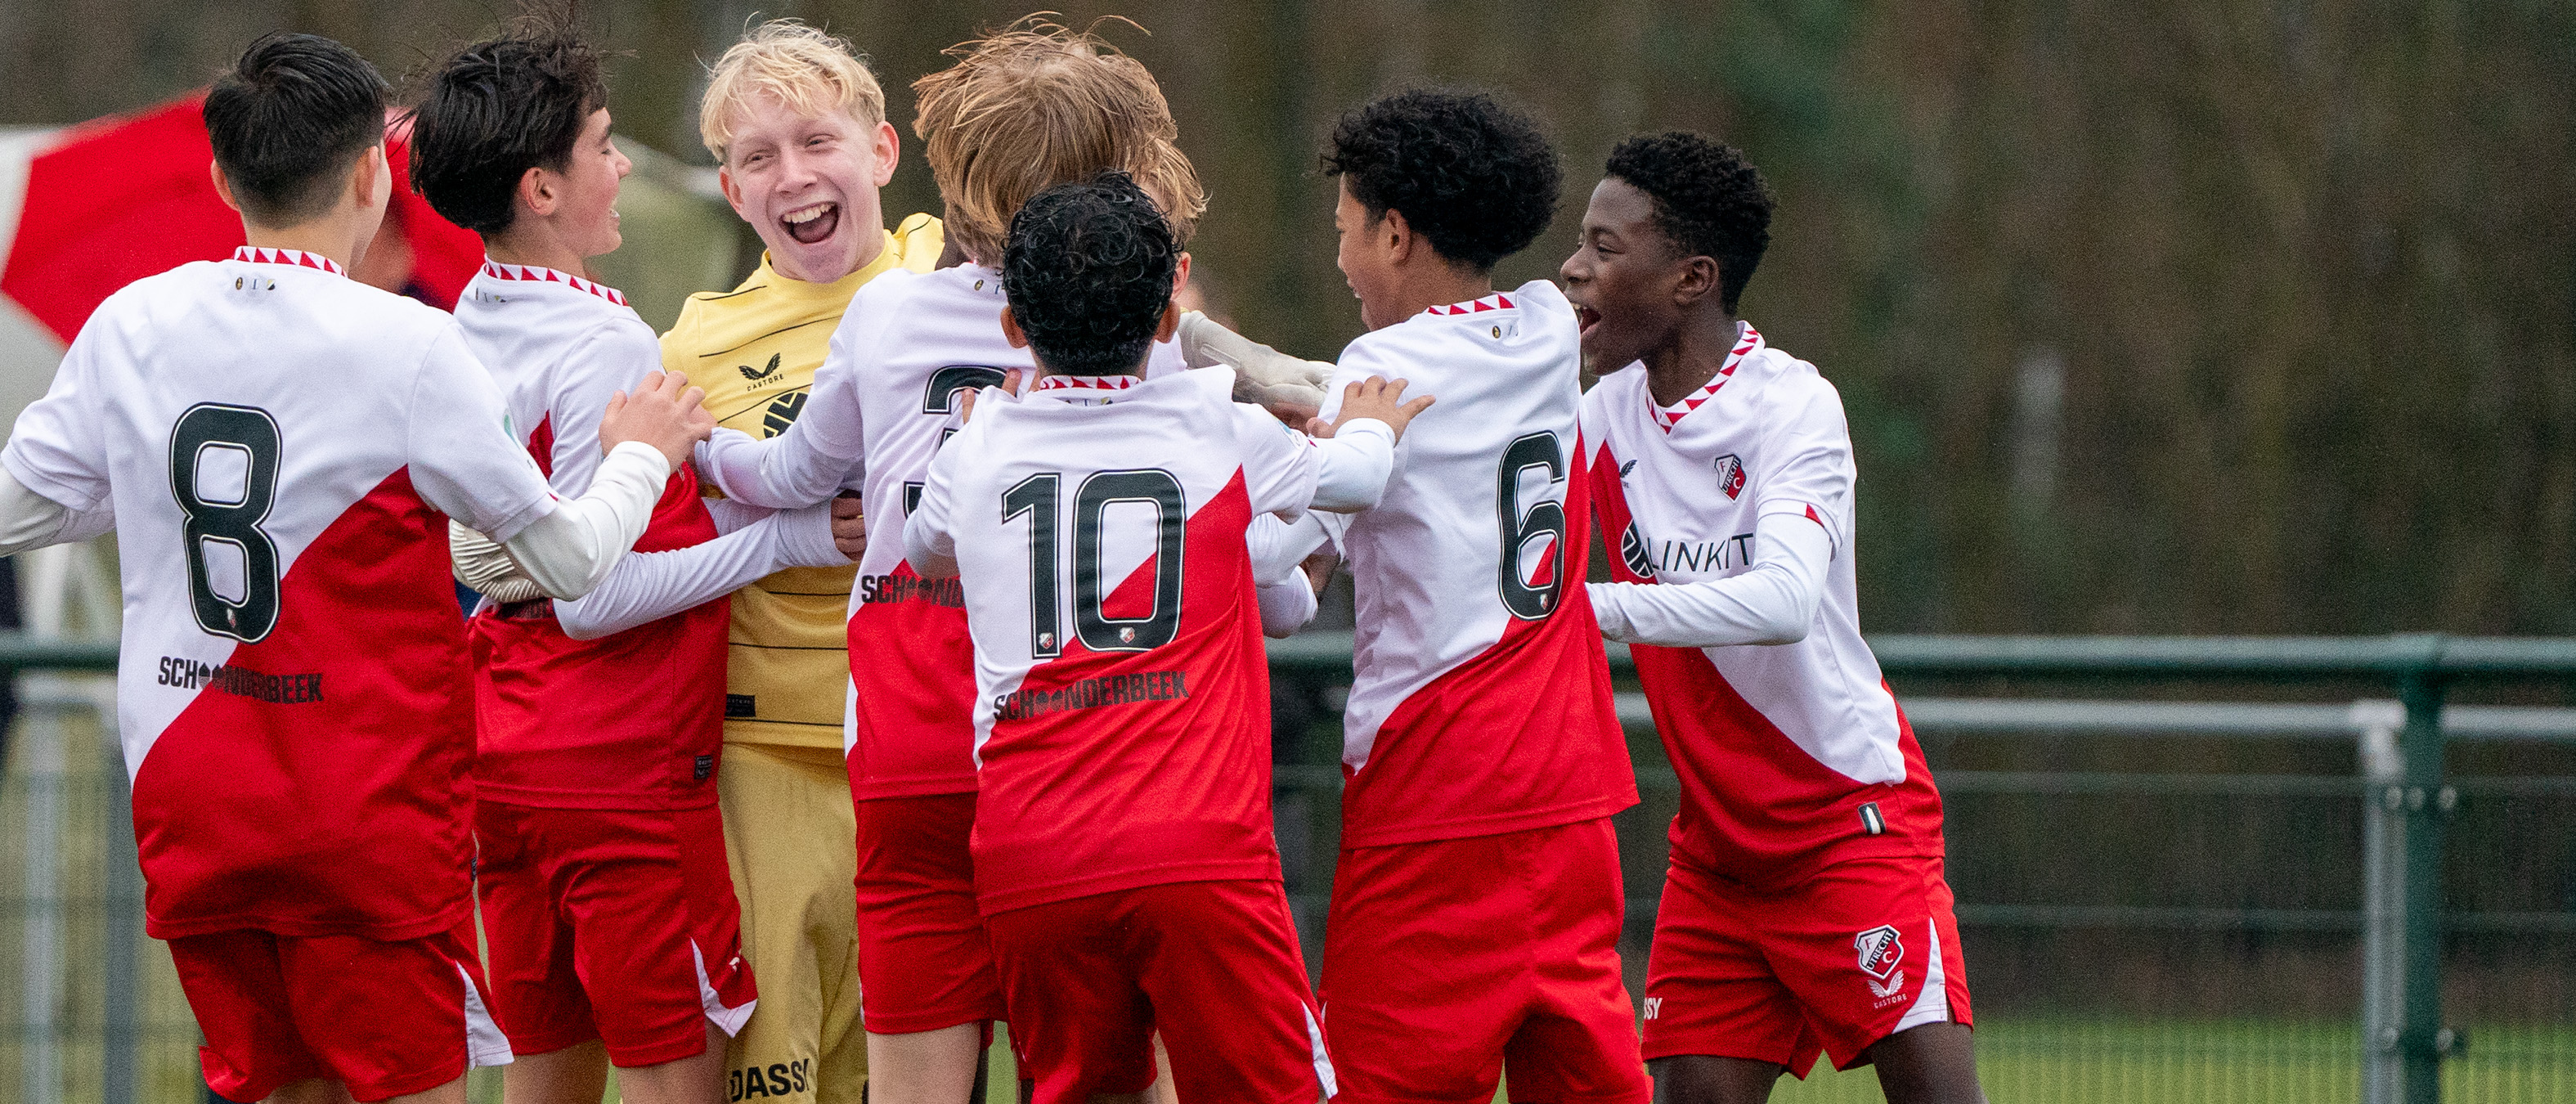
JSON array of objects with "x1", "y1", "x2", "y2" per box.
[
  {"x1": 1642, "y1": 996, "x2": 1664, "y2": 1020},
  {"x1": 694, "y1": 755, "x2": 715, "y2": 781},
  {"x1": 1856, "y1": 925, "x2": 1909, "y2": 1003}
]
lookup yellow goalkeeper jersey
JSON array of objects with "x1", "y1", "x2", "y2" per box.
[{"x1": 662, "y1": 213, "x2": 945, "y2": 747}]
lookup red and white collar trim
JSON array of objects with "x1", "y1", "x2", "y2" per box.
[
  {"x1": 1649, "y1": 322, "x2": 1763, "y2": 433},
  {"x1": 1422, "y1": 291, "x2": 1516, "y2": 316},
  {"x1": 1033, "y1": 375, "x2": 1142, "y2": 392},
  {"x1": 479, "y1": 259, "x2": 629, "y2": 307},
  {"x1": 231, "y1": 246, "x2": 344, "y2": 277}
]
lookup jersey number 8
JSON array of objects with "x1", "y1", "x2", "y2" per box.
[
  {"x1": 1003, "y1": 469, "x2": 1187, "y2": 657},
  {"x1": 168, "y1": 403, "x2": 284, "y2": 643}
]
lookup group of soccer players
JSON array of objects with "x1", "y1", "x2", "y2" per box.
[{"x1": 0, "y1": 10, "x2": 1990, "y2": 1104}]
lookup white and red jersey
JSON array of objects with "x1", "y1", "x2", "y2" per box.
[
  {"x1": 1580, "y1": 323, "x2": 1943, "y2": 888},
  {"x1": 789, "y1": 263, "x2": 1182, "y2": 800},
  {"x1": 0, "y1": 248, "x2": 561, "y2": 939},
  {"x1": 906, "y1": 367, "x2": 1313, "y2": 914},
  {"x1": 1314, "y1": 280, "x2": 1636, "y2": 847},
  {"x1": 453, "y1": 261, "x2": 729, "y2": 810}
]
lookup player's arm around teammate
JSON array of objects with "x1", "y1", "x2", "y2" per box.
[
  {"x1": 411, "y1": 26, "x2": 786, "y2": 1104},
  {"x1": 1561, "y1": 134, "x2": 1986, "y2": 1104}
]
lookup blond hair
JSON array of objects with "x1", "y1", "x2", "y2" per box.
[
  {"x1": 698, "y1": 20, "x2": 886, "y2": 163},
  {"x1": 913, "y1": 16, "x2": 1205, "y2": 264}
]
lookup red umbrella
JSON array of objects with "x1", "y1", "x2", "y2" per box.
[{"x1": 0, "y1": 91, "x2": 482, "y2": 356}]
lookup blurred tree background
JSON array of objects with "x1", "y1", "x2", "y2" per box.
[{"x1": 2, "y1": 0, "x2": 2569, "y2": 637}]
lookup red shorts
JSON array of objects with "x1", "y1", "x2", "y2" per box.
[
  {"x1": 1321, "y1": 817, "x2": 1649, "y2": 1104},
  {"x1": 1642, "y1": 854, "x2": 1972, "y2": 1075},
  {"x1": 474, "y1": 800, "x2": 756, "y2": 1066},
  {"x1": 985, "y1": 879, "x2": 1333, "y2": 1104},
  {"x1": 852, "y1": 791, "x2": 1004, "y2": 1033},
  {"x1": 169, "y1": 924, "x2": 509, "y2": 1102}
]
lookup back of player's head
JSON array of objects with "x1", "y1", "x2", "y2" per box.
[
  {"x1": 1003, "y1": 171, "x2": 1178, "y2": 379},
  {"x1": 406, "y1": 23, "x2": 606, "y2": 235},
  {"x1": 1322, "y1": 89, "x2": 1560, "y2": 272},
  {"x1": 1604, "y1": 132, "x2": 1775, "y2": 314},
  {"x1": 913, "y1": 16, "x2": 1205, "y2": 265},
  {"x1": 698, "y1": 20, "x2": 886, "y2": 164},
  {"x1": 204, "y1": 32, "x2": 389, "y2": 227}
]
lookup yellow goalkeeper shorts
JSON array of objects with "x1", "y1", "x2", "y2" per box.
[{"x1": 718, "y1": 742, "x2": 866, "y2": 1103}]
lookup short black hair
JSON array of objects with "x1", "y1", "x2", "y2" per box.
[
  {"x1": 203, "y1": 33, "x2": 388, "y2": 227},
  {"x1": 1604, "y1": 132, "x2": 1775, "y2": 314},
  {"x1": 406, "y1": 29, "x2": 606, "y2": 235},
  {"x1": 1003, "y1": 171, "x2": 1179, "y2": 379},
  {"x1": 1321, "y1": 89, "x2": 1560, "y2": 272}
]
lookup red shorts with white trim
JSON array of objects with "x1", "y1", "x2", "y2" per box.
[
  {"x1": 169, "y1": 923, "x2": 509, "y2": 1102},
  {"x1": 852, "y1": 792, "x2": 1003, "y2": 1034},
  {"x1": 1641, "y1": 854, "x2": 1972, "y2": 1076},
  {"x1": 985, "y1": 879, "x2": 1334, "y2": 1104},
  {"x1": 474, "y1": 800, "x2": 756, "y2": 1066},
  {"x1": 1321, "y1": 817, "x2": 1649, "y2": 1104}
]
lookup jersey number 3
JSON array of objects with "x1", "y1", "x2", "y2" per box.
[
  {"x1": 1002, "y1": 469, "x2": 1187, "y2": 658},
  {"x1": 169, "y1": 403, "x2": 283, "y2": 643}
]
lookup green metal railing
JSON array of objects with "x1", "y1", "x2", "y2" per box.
[{"x1": 1271, "y1": 631, "x2": 2576, "y2": 1104}]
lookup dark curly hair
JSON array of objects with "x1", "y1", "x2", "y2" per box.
[
  {"x1": 204, "y1": 33, "x2": 388, "y2": 227},
  {"x1": 1604, "y1": 132, "x2": 1775, "y2": 314},
  {"x1": 406, "y1": 25, "x2": 605, "y2": 235},
  {"x1": 1321, "y1": 89, "x2": 1560, "y2": 272},
  {"x1": 1003, "y1": 171, "x2": 1179, "y2": 379}
]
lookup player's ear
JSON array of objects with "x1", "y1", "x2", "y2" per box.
[
  {"x1": 1673, "y1": 255, "x2": 1720, "y2": 307},
  {"x1": 869, "y1": 119, "x2": 900, "y2": 188},
  {"x1": 999, "y1": 307, "x2": 1030, "y2": 349},
  {"x1": 209, "y1": 161, "x2": 241, "y2": 216},
  {"x1": 1154, "y1": 300, "x2": 1182, "y2": 343},
  {"x1": 1380, "y1": 208, "x2": 1413, "y2": 267},
  {"x1": 518, "y1": 164, "x2": 555, "y2": 219}
]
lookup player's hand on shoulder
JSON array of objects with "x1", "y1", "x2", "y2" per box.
[
  {"x1": 1318, "y1": 376, "x2": 1434, "y2": 442},
  {"x1": 831, "y1": 491, "x2": 866, "y2": 560},
  {"x1": 601, "y1": 370, "x2": 716, "y2": 469},
  {"x1": 958, "y1": 369, "x2": 1025, "y2": 424}
]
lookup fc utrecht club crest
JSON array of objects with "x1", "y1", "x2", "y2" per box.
[
  {"x1": 1714, "y1": 454, "x2": 1745, "y2": 499},
  {"x1": 1856, "y1": 924, "x2": 1908, "y2": 1000}
]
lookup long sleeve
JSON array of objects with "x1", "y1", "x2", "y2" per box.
[
  {"x1": 1308, "y1": 420, "x2": 1395, "y2": 512},
  {"x1": 0, "y1": 467, "x2": 113, "y2": 557},
  {"x1": 1247, "y1": 513, "x2": 1330, "y2": 638},
  {"x1": 554, "y1": 500, "x2": 848, "y2": 640},
  {"x1": 691, "y1": 309, "x2": 873, "y2": 508},
  {"x1": 496, "y1": 442, "x2": 671, "y2": 600},
  {"x1": 1587, "y1": 515, "x2": 1832, "y2": 647}
]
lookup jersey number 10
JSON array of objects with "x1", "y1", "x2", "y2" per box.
[
  {"x1": 1002, "y1": 469, "x2": 1187, "y2": 658},
  {"x1": 168, "y1": 403, "x2": 284, "y2": 643}
]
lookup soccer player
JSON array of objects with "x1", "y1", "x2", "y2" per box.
[
  {"x1": 903, "y1": 170, "x2": 1425, "y2": 1104},
  {"x1": 0, "y1": 32, "x2": 709, "y2": 1104},
  {"x1": 408, "y1": 27, "x2": 854, "y2": 1104},
  {"x1": 656, "y1": 22, "x2": 944, "y2": 1103},
  {"x1": 692, "y1": 22, "x2": 1290, "y2": 1101},
  {"x1": 1302, "y1": 90, "x2": 1651, "y2": 1103},
  {"x1": 1561, "y1": 134, "x2": 1986, "y2": 1104}
]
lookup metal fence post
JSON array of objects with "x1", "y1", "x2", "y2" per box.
[
  {"x1": 2394, "y1": 655, "x2": 2454, "y2": 1103},
  {"x1": 98, "y1": 680, "x2": 140, "y2": 1104},
  {"x1": 2358, "y1": 698, "x2": 2407, "y2": 1104},
  {"x1": 18, "y1": 675, "x2": 65, "y2": 1104}
]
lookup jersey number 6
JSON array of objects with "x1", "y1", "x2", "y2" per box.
[
  {"x1": 1003, "y1": 469, "x2": 1187, "y2": 657},
  {"x1": 1497, "y1": 430, "x2": 1567, "y2": 620},
  {"x1": 168, "y1": 403, "x2": 284, "y2": 643}
]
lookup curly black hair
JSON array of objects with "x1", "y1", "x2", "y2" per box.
[
  {"x1": 204, "y1": 33, "x2": 388, "y2": 227},
  {"x1": 1003, "y1": 171, "x2": 1179, "y2": 379},
  {"x1": 1604, "y1": 132, "x2": 1775, "y2": 314},
  {"x1": 406, "y1": 26, "x2": 605, "y2": 235},
  {"x1": 1322, "y1": 89, "x2": 1560, "y2": 272}
]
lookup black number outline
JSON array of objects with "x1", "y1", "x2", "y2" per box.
[
  {"x1": 1496, "y1": 430, "x2": 1568, "y2": 621},
  {"x1": 1003, "y1": 472, "x2": 1062, "y2": 657},
  {"x1": 169, "y1": 403, "x2": 284, "y2": 643},
  {"x1": 1071, "y1": 470, "x2": 1187, "y2": 653}
]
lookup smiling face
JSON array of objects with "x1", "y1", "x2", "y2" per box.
[
  {"x1": 553, "y1": 108, "x2": 631, "y2": 258},
  {"x1": 1333, "y1": 181, "x2": 1406, "y2": 331},
  {"x1": 1560, "y1": 177, "x2": 1695, "y2": 372},
  {"x1": 717, "y1": 92, "x2": 898, "y2": 282}
]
